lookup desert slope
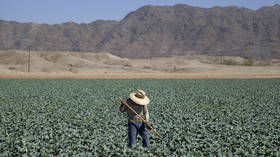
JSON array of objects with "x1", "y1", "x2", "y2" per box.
[
  {"x1": 1, "y1": 4, "x2": 280, "y2": 59},
  {"x1": 0, "y1": 50, "x2": 280, "y2": 79}
]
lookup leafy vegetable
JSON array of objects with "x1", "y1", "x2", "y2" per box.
[{"x1": 0, "y1": 79, "x2": 279, "y2": 156}]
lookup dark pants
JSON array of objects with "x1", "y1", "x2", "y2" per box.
[{"x1": 128, "y1": 122, "x2": 149, "y2": 147}]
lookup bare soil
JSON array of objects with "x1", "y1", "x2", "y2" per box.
[
  {"x1": 0, "y1": 73, "x2": 280, "y2": 79},
  {"x1": 1, "y1": 50, "x2": 280, "y2": 79}
]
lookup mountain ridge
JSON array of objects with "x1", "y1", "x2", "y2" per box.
[{"x1": 0, "y1": 4, "x2": 280, "y2": 59}]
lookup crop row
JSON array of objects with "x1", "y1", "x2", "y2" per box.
[{"x1": 0, "y1": 79, "x2": 279, "y2": 156}]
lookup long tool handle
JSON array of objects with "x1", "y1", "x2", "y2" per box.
[{"x1": 118, "y1": 97, "x2": 162, "y2": 137}]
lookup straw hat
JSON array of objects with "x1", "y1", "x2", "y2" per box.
[{"x1": 130, "y1": 90, "x2": 150, "y2": 106}]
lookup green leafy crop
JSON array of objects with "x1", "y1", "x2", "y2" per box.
[{"x1": 0, "y1": 79, "x2": 279, "y2": 156}]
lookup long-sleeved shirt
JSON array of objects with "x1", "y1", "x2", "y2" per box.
[{"x1": 120, "y1": 98, "x2": 149, "y2": 122}]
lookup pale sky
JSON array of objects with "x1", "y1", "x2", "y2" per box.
[{"x1": 0, "y1": 0, "x2": 279, "y2": 24}]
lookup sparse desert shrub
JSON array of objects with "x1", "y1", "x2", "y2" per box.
[
  {"x1": 172, "y1": 66, "x2": 177, "y2": 72},
  {"x1": 122, "y1": 62, "x2": 132, "y2": 67},
  {"x1": 271, "y1": 59, "x2": 280, "y2": 65},
  {"x1": 221, "y1": 59, "x2": 238, "y2": 65},
  {"x1": 143, "y1": 66, "x2": 151, "y2": 69},
  {"x1": 8, "y1": 67, "x2": 17, "y2": 70},
  {"x1": 240, "y1": 59, "x2": 254, "y2": 66}
]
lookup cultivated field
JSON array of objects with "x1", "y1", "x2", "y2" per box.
[{"x1": 0, "y1": 79, "x2": 279, "y2": 156}]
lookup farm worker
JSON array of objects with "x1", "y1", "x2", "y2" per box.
[{"x1": 120, "y1": 89, "x2": 150, "y2": 148}]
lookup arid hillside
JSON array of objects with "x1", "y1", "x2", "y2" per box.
[
  {"x1": 1, "y1": 50, "x2": 280, "y2": 79},
  {"x1": 1, "y1": 4, "x2": 280, "y2": 59}
]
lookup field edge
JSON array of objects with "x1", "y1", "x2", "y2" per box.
[{"x1": 1, "y1": 73, "x2": 280, "y2": 79}]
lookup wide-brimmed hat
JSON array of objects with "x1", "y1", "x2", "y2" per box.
[{"x1": 130, "y1": 89, "x2": 150, "y2": 106}]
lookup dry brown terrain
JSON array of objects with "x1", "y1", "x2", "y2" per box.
[{"x1": 1, "y1": 50, "x2": 280, "y2": 79}]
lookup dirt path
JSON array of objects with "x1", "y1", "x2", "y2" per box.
[{"x1": 1, "y1": 73, "x2": 280, "y2": 79}]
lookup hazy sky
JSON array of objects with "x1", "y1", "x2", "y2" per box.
[{"x1": 1, "y1": 0, "x2": 279, "y2": 24}]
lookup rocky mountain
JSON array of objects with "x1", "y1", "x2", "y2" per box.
[{"x1": 0, "y1": 4, "x2": 280, "y2": 59}]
